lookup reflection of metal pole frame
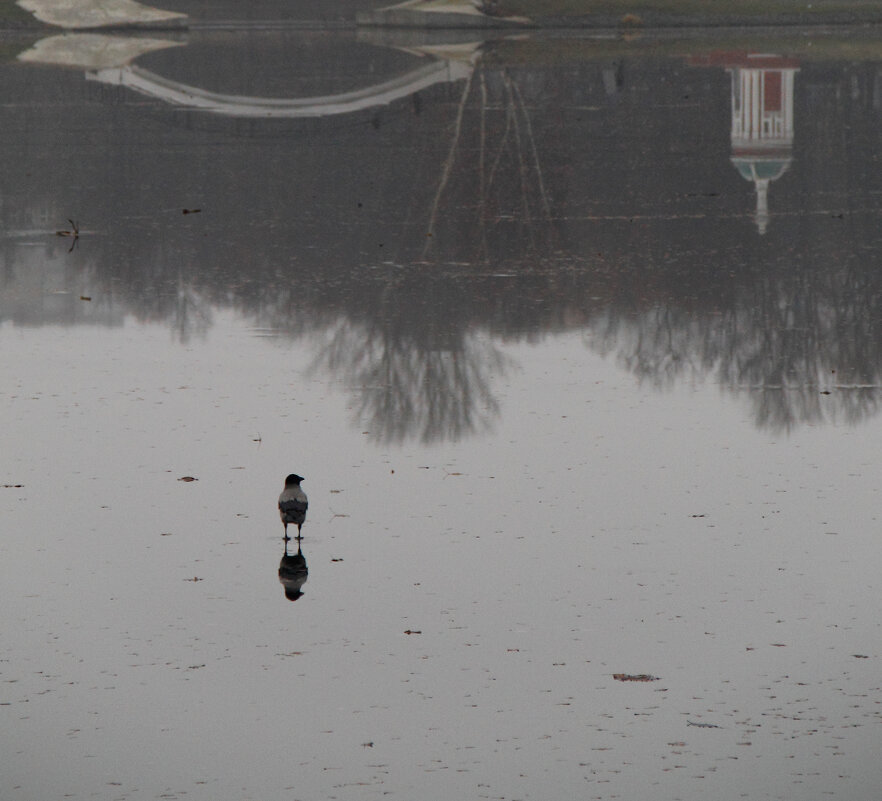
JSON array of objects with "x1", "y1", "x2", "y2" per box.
[{"x1": 690, "y1": 52, "x2": 799, "y2": 234}]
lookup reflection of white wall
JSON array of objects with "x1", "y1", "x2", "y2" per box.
[{"x1": 86, "y1": 59, "x2": 473, "y2": 118}]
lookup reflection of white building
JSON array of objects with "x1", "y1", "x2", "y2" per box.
[{"x1": 692, "y1": 52, "x2": 799, "y2": 234}]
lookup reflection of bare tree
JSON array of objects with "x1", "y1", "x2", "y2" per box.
[
  {"x1": 170, "y1": 284, "x2": 212, "y2": 344},
  {"x1": 308, "y1": 313, "x2": 510, "y2": 444},
  {"x1": 589, "y1": 235, "x2": 882, "y2": 433},
  {"x1": 102, "y1": 249, "x2": 213, "y2": 345},
  {"x1": 168, "y1": 249, "x2": 213, "y2": 344}
]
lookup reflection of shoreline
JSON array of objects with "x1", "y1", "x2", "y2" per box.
[
  {"x1": 4, "y1": 35, "x2": 882, "y2": 435},
  {"x1": 18, "y1": 0, "x2": 186, "y2": 30},
  {"x1": 18, "y1": 33, "x2": 184, "y2": 69},
  {"x1": 8, "y1": 214, "x2": 882, "y2": 436}
]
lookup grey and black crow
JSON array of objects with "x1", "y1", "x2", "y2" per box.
[{"x1": 278, "y1": 473, "x2": 308, "y2": 540}]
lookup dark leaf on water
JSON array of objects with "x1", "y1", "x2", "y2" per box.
[{"x1": 613, "y1": 673, "x2": 659, "y2": 682}]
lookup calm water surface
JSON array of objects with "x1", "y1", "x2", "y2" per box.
[{"x1": 2, "y1": 22, "x2": 882, "y2": 801}]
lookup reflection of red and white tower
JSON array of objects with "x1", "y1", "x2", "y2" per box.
[{"x1": 691, "y1": 52, "x2": 799, "y2": 234}]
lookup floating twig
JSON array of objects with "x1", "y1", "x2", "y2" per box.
[{"x1": 55, "y1": 219, "x2": 79, "y2": 251}]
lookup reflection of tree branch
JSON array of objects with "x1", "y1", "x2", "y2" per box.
[
  {"x1": 308, "y1": 315, "x2": 511, "y2": 444},
  {"x1": 173, "y1": 285, "x2": 212, "y2": 344},
  {"x1": 592, "y1": 247, "x2": 882, "y2": 433}
]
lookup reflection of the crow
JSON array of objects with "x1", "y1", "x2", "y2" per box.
[{"x1": 278, "y1": 539, "x2": 308, "y2": 602}]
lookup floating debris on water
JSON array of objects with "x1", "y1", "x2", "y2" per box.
[{"x1": 55, "y1": 218, "x2": 79, "y2": 251}]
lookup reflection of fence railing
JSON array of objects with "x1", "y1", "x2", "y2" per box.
[
  {"x1": 86, "y1": 59, "x2": 473, "y2": 118},
  {"x1": 20, "y1": 32, "x2": 478, "y2": 119}
]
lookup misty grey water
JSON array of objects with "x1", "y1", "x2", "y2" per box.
[{"x1": 3, "y1": 20, "x2": 882, "y2": 801}]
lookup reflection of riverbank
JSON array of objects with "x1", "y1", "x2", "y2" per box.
[
  {"x1": 10, "y1": 0, "x2": 882, "y2": 32},
  {"x1": 18, "y1": 0, "x2": 186, "y2": 29},
  {"x1": 3, "y1": 32, "x2": 882, "y2": 435},
  {"x1": 18, "y1": 33, "x2": 184, "y2": 69},
  {"x1": 8, "y1": 24, "x2": 882, "y2": 68},
  {"x1": 362, "y1": 0, "x2": 882, "y2": 28}
]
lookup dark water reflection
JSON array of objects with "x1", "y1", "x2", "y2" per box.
[{"x1": 3, "y1": 28, "x2": 882, "y2": 437}]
